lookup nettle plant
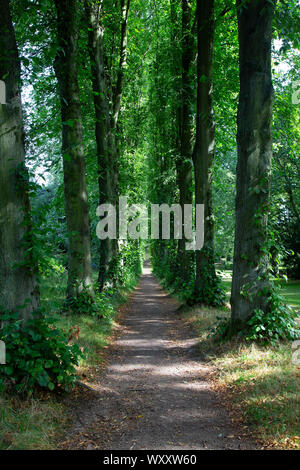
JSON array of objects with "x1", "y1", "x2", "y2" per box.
[
  {"x1": 0, "y1": 309, "x2": 84, "y2": 394},
  {"x1": 246, "y1": 282, "x2": 299, "y2": 345},
  {"x1": 246, "y1": 198, "x2": 300, "y2": 344}
]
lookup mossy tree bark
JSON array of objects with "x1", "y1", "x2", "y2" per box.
[
  {"x1": 230, "y1": 0, "x2": 275, "y2": 328},
  {"x1": 54, "y1": 0, "x2": 94, "y2": 299},
  {"x1": 0, "y1": 0, "x2": 39, "y2": 321},
  {"x1": 84, "y1": 0, "x2": 112, "y2": 291}
]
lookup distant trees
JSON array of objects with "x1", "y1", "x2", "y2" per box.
[
  {"x1": 271, "y1": 61, "x2": 300, "y2": 279},
  {"x1": 150, "y1": 0, "x2": 224, "y2": 306},
  {"x1": 0, "y1": 0, "x2": 39, "y2": 321}
]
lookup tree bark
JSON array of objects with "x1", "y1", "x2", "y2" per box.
[
  {"x1": 176, "y1": 0, "x2": 194, "y2": 283},
  {"x1": 112, "y1": 0, "x2": 130, "y2": 129},
  {"x1": 193, "y1": 0, "x2": 219, "y2": 304},
  {"x1": 84, "y1": 0, "x2": 112, "y2": 290},
  {"x1": 85, "y1": 0, "x2": 130, "y2": 290},
  {"x1": 0, "y1": 0, "x2": 39, "y2": 321},
  {"x1": 54, "y1": 0, "x2": 94, "y2": 299},
  {"x1": 231, "y1": 0, "x2": 275, "y2": 327}
]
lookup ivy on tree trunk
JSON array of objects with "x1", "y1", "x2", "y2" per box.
[
  {"x1": 176, "y1": 0, "x2": 194, "y2": 284},
  {"x1": 0, "y1": 0, "x2": 39, "y2": 321}
]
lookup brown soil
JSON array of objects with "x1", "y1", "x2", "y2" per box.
[{"x1": 60, "y1": 262, "x2": 257, "y2": 450}]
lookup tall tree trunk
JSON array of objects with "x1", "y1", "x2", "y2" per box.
[
  {"x1": 104, "y1": 0, "x2": 130, "y2": 289},
  {"x1": 170, "y1": 0, "x2": 181, "y2": 156},
  {"x1": 84, "y1": 0, "x2": 112, "y2": 290},
  {"x1": 54, "y1": 0, "x2": 94, "y2": 299},
  {"x1": 176, "y1": 0, "x2": 194, "y2": 283},
  {"x1": 231, "y1": 0, "x2": 275, "y2": 328},
  {"x1": 0, "y1": 0, "x2": 39, "y2": 321},
  {"x1": 85, "y1": 0, "x2": 130, "y2": 290},
  {"x1": 193, "y1": 0, "x2": 221, "y2": 305}
]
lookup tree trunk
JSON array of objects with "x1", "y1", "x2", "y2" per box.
[
  {"x1": 193, "y1": 0, "x2": 220, "y2": 305},
  {"x1": 112, "y1": 0, "x2": 130, "y2": 129},
  {"x1": 231, "y1": 0, "x2": 275, "y2": 328},
  {"x1": 84, "y1": 0, "x2": 112, "y2": 290},
  {"x1": 85, "y1": 0, "x2": 130, "y2": 290},
  {"x1": 0, "y1": 0, "x2": 39, "y2": 321},
  {"x1": 54, "y1": 0, "x2": 94, "y2": 299},
  {"x1": 105, "y1": 0, "x2": 130, "y2": 289},
  {"x1": 176, "y1": 0, "x2": 194, "y2": 283}
]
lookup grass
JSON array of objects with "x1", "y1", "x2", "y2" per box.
[
  {"x1": 181, "y1": 277, "x2": 300, "y2": 449},
  {"x1": 277, "y1": 280, "x2": 300, "y2": 310},
  {"x1": 0, "y1": 267, "x2": 140, "y2": 450},
  {"x1": 39, "y1": 267, "x2": 141, "y2": 375},
  {"x1": 41, "y1": 270, "x2": 123, "y2": 371}
]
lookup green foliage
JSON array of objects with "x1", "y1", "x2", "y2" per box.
[
  {"x1": 63, "y1": 285, "x2": 118, "y2": 319},
  {"x1": 39, "y1": 256, "x2": 65, "y2": 277},
  {"x1": 208, "y1": 315, "x2": 232, "y2": 340},
  {"x1": 0, "y1": 310, "x2": 83, "y2": 394},
  {"x1": 271, "y1": 60, "x2": 300, "y2": 279},
  {"x1": 152, "y1": 241, "x2": 226, "y2": 308},
  {"x1": 9, "y1": 0, "x2": 299, "y2": 341}
]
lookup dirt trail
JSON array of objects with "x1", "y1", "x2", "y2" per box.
[{"x1": 62, "y1": 262, "x2": 256, "y2": 450}]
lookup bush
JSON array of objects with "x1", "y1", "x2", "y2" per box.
[
  {"x1": 63, "y1": 286, "x2": 117, "y2": 319},
  {"x1": 247, "y1": 303, "x2": 299, "y2": 345},
  {"x1": 211, "y1": 287, "x2": 300, "y2": 345},
  {"x1": 186, "y1": 272, "x2": 226, "y2": 308},
  {"x1": 0, "y1": 310, "x2": 84, "y2": 394},
  {"x1": 63, "y1": 287, "x2": 98, "y2": 316}
]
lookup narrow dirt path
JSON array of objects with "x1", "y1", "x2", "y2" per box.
[{"x1": 62, "y1": 262, "x2": 256, "y2": 450}]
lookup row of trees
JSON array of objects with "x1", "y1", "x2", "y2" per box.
[
  {"x1": 0, "y1": 0, "x2": 136, "y2": 322},
  {"x1": 148, "y1": 0, "x2": 299, "y2": 334},
  {"x1": 149, "y1": 0, "x2": 275, "y2": 328}
]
